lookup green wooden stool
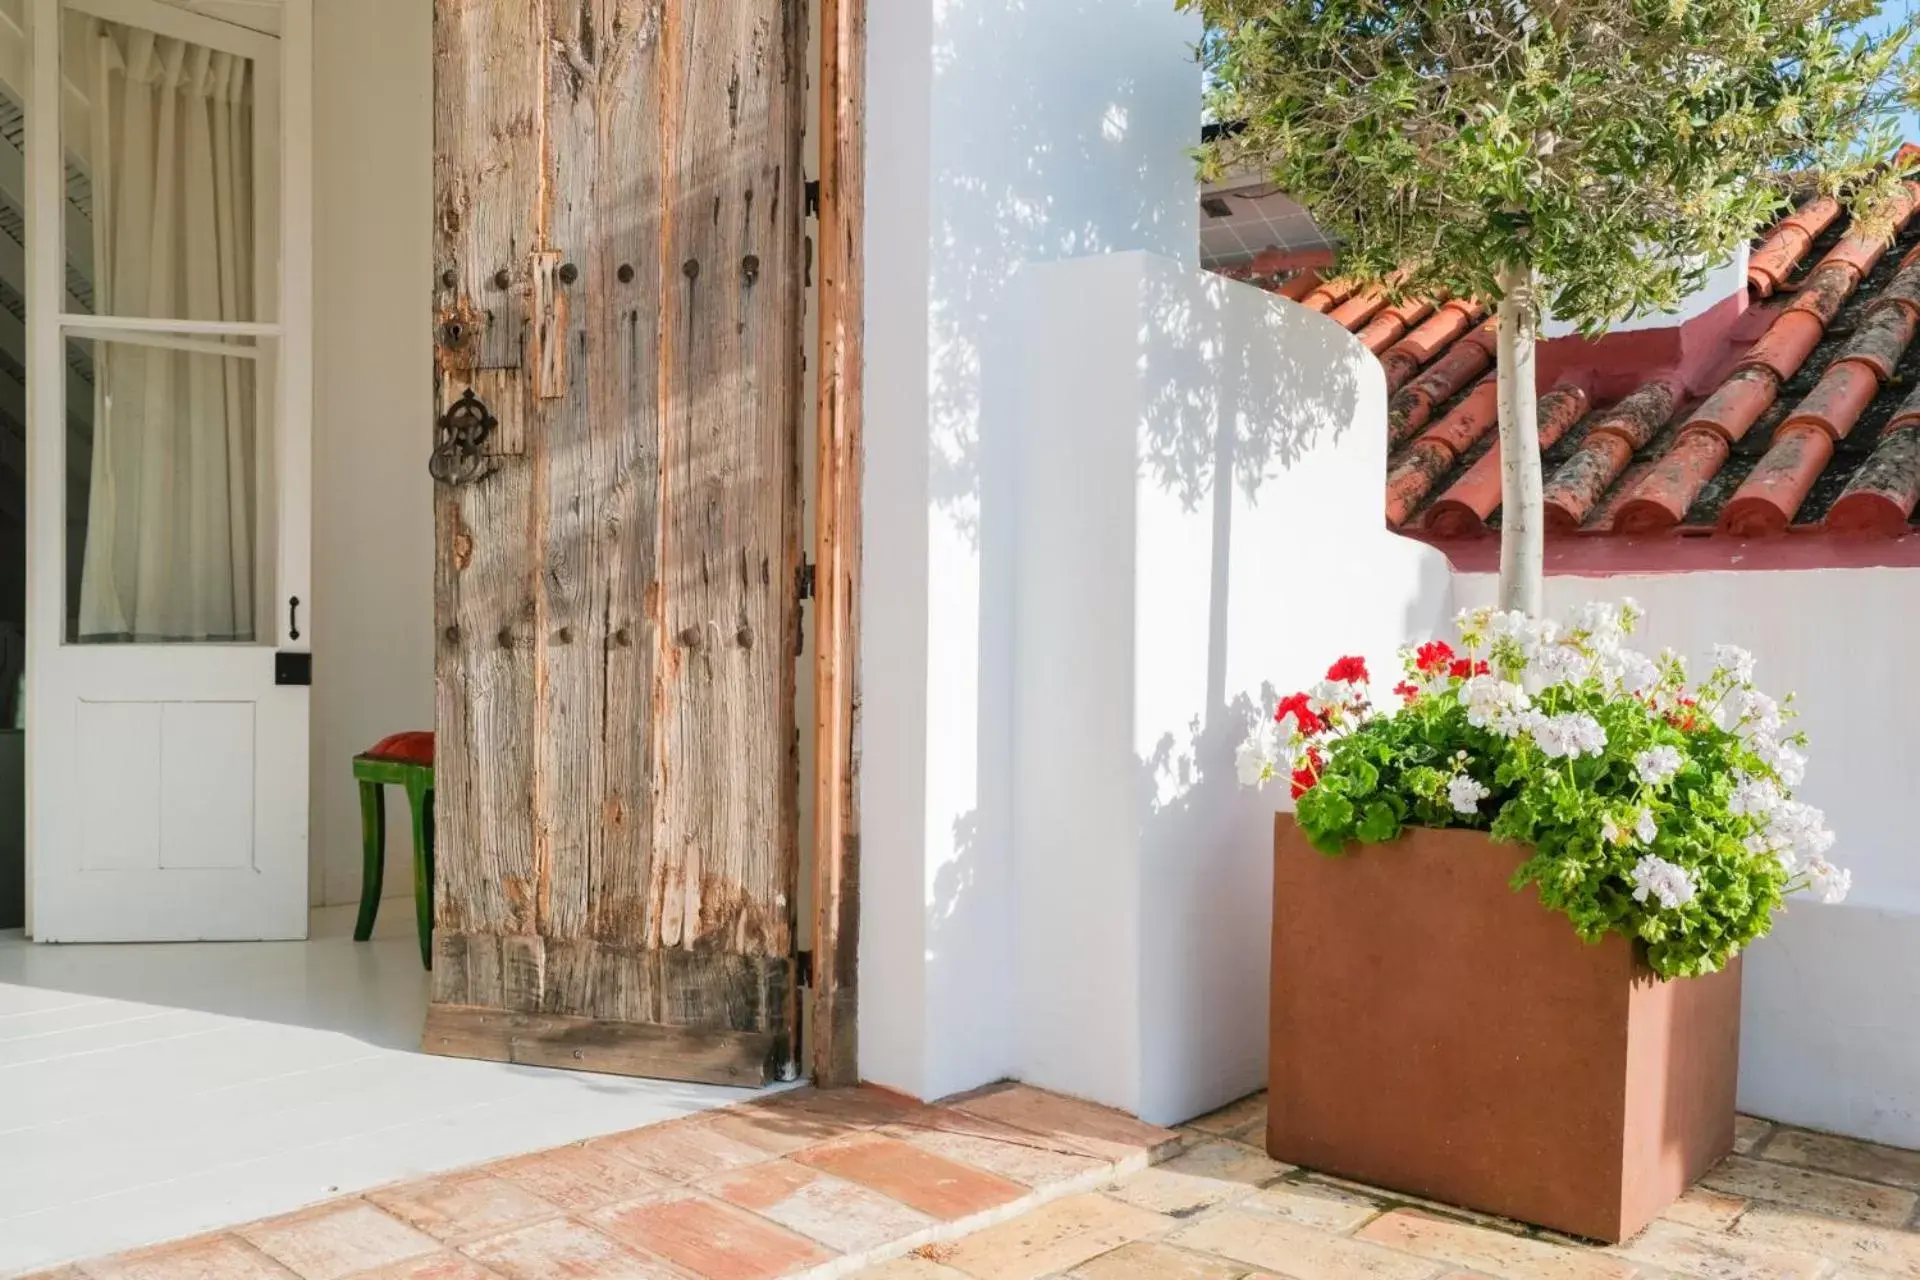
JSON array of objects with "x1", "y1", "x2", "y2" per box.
[{"x1": 352, "y1": 731, "x2": 435, "y2": 969}]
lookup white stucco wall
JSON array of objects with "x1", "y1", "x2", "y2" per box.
[
  {"x1": 1540, "y1": 245, "x2": 1750, "y2": 339},
  {"x1": 1010, "y1": 253, "x2": 1454, "y2": 1123},
  {"x1": 1456, "y1": 569, "x2": 1920, "y2": 1146},
  {"x1": 309, "y1": 2, "x2": 435, "y2": 908},
  {"x1": 862, "y1": 0, "x2": 1210, "y2": 1102}
]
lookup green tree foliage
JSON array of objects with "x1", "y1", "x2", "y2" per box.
[
  {"x1": 1188, "y1": 0, "x2": 1920, "y2": 607},
  {"x1": 1191, "y1": 0, "x2": 1917, "y2": 327}
]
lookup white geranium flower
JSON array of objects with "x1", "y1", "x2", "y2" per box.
[
  {"x1": 1606, "y1": 809, "x2": 1657, "y2": 846},
  {"x1": 1308, "y1": 679, "x2": 1350, "y2": 713},
  {"x1": 1573, "y1": 602, "x2": 1633, "y2": 660},
  {"x1": 1729, "y1": 775, "x2": 1783, "y2": 819},
  {"x1": 1761, "y1": 740, "x2": 1808, "y2": 788},
  {"x1": 1635, "y1": 807, "x2": 1659, "y2": 845},
  {"x1": 1235, "y1": 737, "x2": 1269, "y2": 788},
  {"x1": 1447, "y1": 773, "x2": 1491, "y2": 815},
  {"x1": 1745, "y1": 831, "x2": 1792, "y2": 871},
  {"x1": 1712, "y1": 643, "x2": 1757, "y2": 684},
  {"x1": 1634, "y1": 746, "x2": 1683, "y2": 787},
  {"x1": 1462, "y1": 675, "x2": 1533, "y2": 737},
  {"x1": 1530, "y1": 712, "x2": 1607, "y2": 760},
  {"x1": 1615, "y1": 649, "x2": 1662, "y2": 696},
  {"x1": 1770, "y1": 800, "x2": 1835, "y2": 865},
  {"x1": 1806, "y1": 857, "x2": 1852, "y2": 905},
  {"x1": 1631, "y1": 854, "x2": 1697, "y2": 910},
  {"x1": 1721, "y1": 688, "x2": 1784, "y2": 739},
  {"x1": 1455, "y1": 606, "x2": 1491, "y2": 634},
  {"x1": 1486, "y1": 610, "x2": 1533, "y2": 640},
  {"x1": 1527, "y1": 643, "x2": 1590, "y2": 692}
]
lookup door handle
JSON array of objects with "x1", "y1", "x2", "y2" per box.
[
  {"x1": 289, "y1": 596, "x2": 301, "y2": 642},
  {"x1": 430, "y1": 388, "x2": 497, "y2": 486}
]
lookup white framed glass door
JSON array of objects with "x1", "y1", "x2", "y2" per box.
[{"x1": 25, "y1": 0, "x2": 310, "y2": 940}]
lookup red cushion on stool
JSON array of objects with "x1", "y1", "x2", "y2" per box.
[{"x1": 366, "y1": 731, "x2": 434, "y2": 766}]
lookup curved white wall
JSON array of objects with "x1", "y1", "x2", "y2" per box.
[
  {"x1": 1008, "y1": 253, "x2": 1453, "y2": 1123},
  {"x1": 861, "y1": 0, "x2": 1210, "y2": 1103}
]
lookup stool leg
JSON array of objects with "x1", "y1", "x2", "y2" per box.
[
  {"x1": 424, "y1": 789, "x2": 436, "y2": 969},
  {"x1": 407, "y1": 778, "x2": 433, "y2": 971},
  {"x1": 353, "y1": 779, "x2": 386, "y2": 942}
]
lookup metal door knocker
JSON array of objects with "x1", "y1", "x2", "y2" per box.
[{"x1": 429, "y1": 388, "x2": 496, "y2": 486}]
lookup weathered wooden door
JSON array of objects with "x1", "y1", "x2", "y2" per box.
[{"x1": 424, "y1": 0, "x2": 804, "y2": 1086}]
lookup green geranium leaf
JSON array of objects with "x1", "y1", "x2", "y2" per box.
[{"x1": 1356, "y1": 801, "x2": 1401, "y2": 844}]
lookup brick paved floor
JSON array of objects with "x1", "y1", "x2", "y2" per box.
[{"x1": 34, "y1": 1088, "x2": 1920, "y2": 1279}]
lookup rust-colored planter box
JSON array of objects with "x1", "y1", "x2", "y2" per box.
[{"x1": 1268, "y1": 816, "x2": 1741, "y2": 1243}]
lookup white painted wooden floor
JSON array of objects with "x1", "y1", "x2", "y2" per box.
[{"x1": 0, "y1": 903, "x2": 762, "y2": 1277}]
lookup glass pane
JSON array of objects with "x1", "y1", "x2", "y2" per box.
[
  {"x1": 66, "y1": 333, "x2": 263, "y2": 643},
  {"x1": 60, "y1": 8, "x2": 260, "y2": 323}
]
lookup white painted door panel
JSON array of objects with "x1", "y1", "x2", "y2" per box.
[{"x1": 25, "y1": 0, "x2": 310, "y2": 941}]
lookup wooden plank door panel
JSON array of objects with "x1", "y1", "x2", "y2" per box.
[{"x1": 427, "y1": 0, "x2": 804, "y2": 1087}]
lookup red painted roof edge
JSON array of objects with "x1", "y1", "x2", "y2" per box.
[{"x1": 1410, "y1": 529, "x2": 1920, "y2": 576}]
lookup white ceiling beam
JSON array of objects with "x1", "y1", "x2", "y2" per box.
[
  {"x1": 0, "y1": 208, "x2": 96, "y2": 326},
  {"x1": 0, "y1": 299, "x2": 92, "y2": 432},
  {"x1": 0, "y1": 132, "x2": 91, "y2": 284}
]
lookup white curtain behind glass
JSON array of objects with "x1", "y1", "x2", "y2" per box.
[{"x1": 75, "y1": 17, "x2": 255, "y2": 642}]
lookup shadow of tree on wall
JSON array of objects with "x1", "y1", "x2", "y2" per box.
[
  {"x1": 1138, "y1": 269, "x2": 1360, "y2": 515},
  {"x1": 912, "y1": 0, "x2": 1448, "y2": 1104},
  {"x1": 911, "y1": 0, "x2": 1207, "y2": 1088},
  {"x1": 927, "y1": 0, "x2": 1202, "y2": 544}
]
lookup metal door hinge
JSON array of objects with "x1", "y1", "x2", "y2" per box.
[
  {"x1": 797, "y1": 560, "x2": 817, "y2": 601},
  {"x1": 805, "y1": 179, "x2": 821, "y2": 219}
]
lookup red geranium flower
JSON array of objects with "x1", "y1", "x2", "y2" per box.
[
  {"x1": 1448, "y1": 658, "x2": 1490, "y2": 679},
  {"x1": 1669, "y1": 697, "x2": 1703, "y2": 732},
  {"x1": 1290, "y1": 750, "x2": 1325, "y2": 799},
  {"x1": 1275, "y1": 692, "x2": 1327, "y2": 735},
  {"x1": 1414, "y1": 641, "x2": 1455, "y2": 674},
  {"x1": 1393, "y1": 681, "x2": 1421, "y2": 704},
  {"x1": 1326, "y1": 655, "x2": 1370, "y2": 683}
]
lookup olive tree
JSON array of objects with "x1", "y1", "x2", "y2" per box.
[{"x1": 1188, "y1": 0, "x2": 1918, "y2": 613}]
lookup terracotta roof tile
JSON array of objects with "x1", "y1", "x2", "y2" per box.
[
  {"x1": 1612, "y1": 429, "x2": 1735, "y2": 533},
  {"x1": 1742, "y1": 308, "x2": 1830, "y2": 384},
  {"x1": 1423, "y1": 383, "x2": 1592, "y2": 536},
  {"x1": 1357, "y1": 296, "x2": 1439, "y2": 354},
  {"x1": 1299, "y1": 278, "x2": 1359, "y2": 313},
  {"x1": 1380, "y1": 299, "x2": 1486, "y2": 393},
  {"x1": 1239, "y1": 156, "x2": 1920, "y2": 546},
  {"x1": 1388, "y1": 320, "x2": 1499, "y2": 445},
  {"x1": 1719, "y1": 423, "x2": 1836, "y2": 535},
  {"x1": 1328, "y1": 286, "x2": 1390, "y2": 330},
  {"x1": 1829, "y1": 413, "x2": 1920, "y2": 534},
  {"x1": 1541, "y1": 377, "x2": 1684, "y2": 529},
  {"x1": 1385, "y1": 378, "x2": 1498, "y2": 525},
  {"x1": 1780, "y1": 360, "x2": 1883, "y2": 440},
  {"x1": 1274, "y1": 269, "x2": 1323, "y2": 302},
  {"x1": 1748, "y1": 195, "x2": 1842, "y2": 296}
]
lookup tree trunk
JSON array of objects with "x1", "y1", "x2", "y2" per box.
[{"x1": 1495, "y1": 263, "x2": 1544, "y2": 616}]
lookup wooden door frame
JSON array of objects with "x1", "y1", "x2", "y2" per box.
[{"x1": 810, "y1": 0, "x2": 864, "y2": 1088}]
